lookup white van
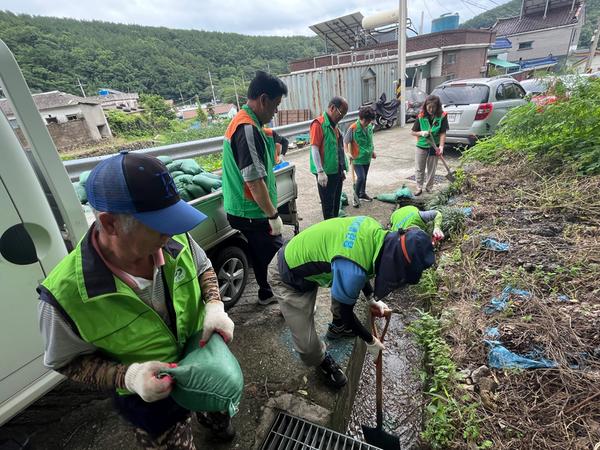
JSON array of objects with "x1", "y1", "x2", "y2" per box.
[{"x1": 0, "y1": 39, "x2": 89, "y2": 426}]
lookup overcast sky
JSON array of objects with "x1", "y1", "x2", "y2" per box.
[{"x1": 2, "y1": 0, "x2": 509, "y2": 36}]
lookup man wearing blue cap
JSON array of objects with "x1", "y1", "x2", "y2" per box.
[{"x1": 37, "y1": 152, "x2": 236, "y2": 449}]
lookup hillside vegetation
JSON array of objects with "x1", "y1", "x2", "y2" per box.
[{"x1": 0, "y1": 11, "x2": 323, "y2": 102}]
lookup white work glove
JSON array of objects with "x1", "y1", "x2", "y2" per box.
[
  {"x1": 419, "y1": 130, "x2": 430, "y2": 137},
  {"x1": 433, "y1": 227, "x2": 445, "y2": 242},
  {"x1": 124, "y1": 361, "x2": 174, "y2": 402},
  {"x1": 200, "y1": 301, "x2": 234, "y2": 347},
  {"x1": 366, "y1": 336, "x2": 385, "y2": 361},
  {"x1": 317, "y1": 171, "x2": 328, "y2": 187},
  {"x1": 368, "y1": 297, "x2": 390, "y2": 318},
  {"x1": 268, "y1": 215, "x2": 284, "y2": 236},
  {"x1": 436, "y1": 145, "x2": 444, "y2": 156}
]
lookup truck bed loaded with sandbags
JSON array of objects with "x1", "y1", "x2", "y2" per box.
[{"x1": 0, "y1": 38, "x2": 298, "y2": 428}]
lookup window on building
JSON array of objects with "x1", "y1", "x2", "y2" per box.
[
  {"x1": 518, "y1": 41, "x2": 533, "y2": 50},
  {"x1": 445, "y1": 53, "x2": 456, "y2": 65},
  {"x1": 66, "y1": 114, "x2": 78, "y2": 121},
  {"x1": 45, "y1": 117, "x2": 58, "y2": 124}
]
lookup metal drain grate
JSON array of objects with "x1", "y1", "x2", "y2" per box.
[{"x1": 260, "y1": 411, "x2": 382, "y2": 450}]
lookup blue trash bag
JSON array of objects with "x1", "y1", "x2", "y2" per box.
[
  {"x1": 484, "y1": 286, "x2": 532, "y2": 314},
  {"x1": 485, "y1": 340, "x2": 557, "y2": 369},
  {"x1": 481, "y1": 237, "x2": 510, "y2": 252}
]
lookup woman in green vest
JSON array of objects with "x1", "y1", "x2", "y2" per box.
[
  {"x1": 344, "y1": 106, "x2": 377, "y2": 203},
  {"x1": 411, "y1": 95, "x2": 449, "y2": 196}
]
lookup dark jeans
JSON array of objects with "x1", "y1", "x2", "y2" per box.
[
  {"x1": 316, "y1": 172, "x2": 344, "y2": 220},
  {"x1": 227, "y1": 214, "x2": 283, "y2": 300},
  {"x1": 353, "y1": 163, "x2": 370, "y2": 197}
]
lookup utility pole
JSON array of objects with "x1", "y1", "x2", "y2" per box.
[
  {"x1": 419, "y1": 10, "x2": 424, "y2": 35},
  {"x1": 233, "y1": 78, "x2": 241, "y2": 110},
  {"x1": 398, "y1": 0, "x2": 407, "y2": 127},
  {"x1": 585, "y1": 19, "x2": 600, "y2": 73},
  {"x1": 178, "y1": 88, "x2": 184, "y2": 104},
  {"x1": 208, "y1": 70, "x2": 217, "y2": 105},
  {"x1": 76, "y1": 77, "x2": 87, "y2": 97}
]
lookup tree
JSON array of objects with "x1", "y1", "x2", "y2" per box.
[{"x1": 196, "y1": 105, "x2": 207, "y2": 123}]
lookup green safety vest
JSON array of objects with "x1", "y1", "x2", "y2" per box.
[
  {"x1": 416, "y1": 112, "x2": 447, "y2": 149},
  {"x1": 349, "y1": 120, "x2": 374, "y2": 165},
  {"x1": 222, "y1": 105, "x2": 277, "y2": 218},
  {"x1": 284, "y1": 216, "x2": 388, "y2": 287},
  {"x1": 41, "y1": 231, "x2": 204, "y2": 394},
  {"x1": 390, "y1": 205, "x2": 428, "y2": 232},
  {"x1": 309, "y1": 113, "x2": 348, "y2": 175}
]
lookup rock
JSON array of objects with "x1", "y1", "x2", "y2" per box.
[
  {"x1": 478, "y1": 377, "x2": 499, "y2": 394},
  {"x1": 459, "y1": 384, "x2": 475, "y2": 392},
  {"x1": 471, "y1": 365, "x2": 491, "y2": 384}
]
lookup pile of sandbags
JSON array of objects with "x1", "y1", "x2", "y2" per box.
[
  {"x1": 159, "y1": 156, "x2": 222, "y2": 202},
  {"x1": 71, "y1": 155, "x2": 222, "y2": 205}
]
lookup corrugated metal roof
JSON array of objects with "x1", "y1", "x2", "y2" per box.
[
  {"x1": 491, "y1": 37, "x2": 513, "y2": 50},
  {"x1": 493, "y1": 5, "x2": 580, "y2": 36}
]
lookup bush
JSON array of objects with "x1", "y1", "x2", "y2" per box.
[
  {"x1": 106, "y1": 109, "x2": 151, "y2": 138},
  {"x1": 463, "y1": 78, "x2": 600, "y2": 175}
]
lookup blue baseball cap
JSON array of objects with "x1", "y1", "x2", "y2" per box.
[{"x1": 86, "y1": 151, "x2": 207, "y2": 235}]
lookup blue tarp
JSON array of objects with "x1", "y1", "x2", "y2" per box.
[
  {"x1": 491, "y1": 37, "x2": 512, "y2": 50},
  {"x1": 485, "y1": 340, "x2": 557, "y2": 369},
  {"x1": 519, "y1": 56, "x2": 558, "y2": 70},
  {"x1": 481, "y1": 238, "x2": 510, "y2": 252},
  {"x1": 484, "y1": 286, "x2": 532, "y2": 314}
]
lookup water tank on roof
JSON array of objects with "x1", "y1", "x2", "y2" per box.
[
  {"x1": 98, "y1": 89, "x2": 110, "y2": 96},
  {"x1": 432, "y1": 13, "x2": 459, "y2": 33}
]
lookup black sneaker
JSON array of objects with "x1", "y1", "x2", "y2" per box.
[
  {"x1": 319, "y1": 353, "x2": 348, "y2": 388},
  {"x1": 359, "y1": 194, "x2": 373, "y2": 202},
  {"x1": 326, "y1": 322, "x2": 357, "y2": 339},
  {"x1": 196, "y1": 411, "x2": 236, "y2": 442},
  {"x1": 258, "y1": 288, "x2": 277, "y2": 306}
]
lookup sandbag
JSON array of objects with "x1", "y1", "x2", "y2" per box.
[
  {"x1": 170, "y1": 170, "x2": 185, "y2": 179},
  {"x1": 161, "y1": 332, "x2": 243, "y2": 416},
  {"x1": 375, "y1": 193, "x2": 398, "y2": 203},
  {"x1": 157, "y1": 155, "x2": 173, "y2": 165},
  {"x1": 174, "y1": 175, "x2": 195, "y2": 202},
  {"x1": 72, "y1": 181, "x2": 87, "y2": 204},
  {"x1": 167, "y1": 159, "x2": 203, "y2": 175},
  {"x1": 340, "y1": 192, "x2": 349, "y2": 207},
  {"x1": 78, "y1": 170, "x2": 92, "y2": 188},
  {"x1": 192, "y1": 173, "x2": 222, "y2": 191},
  {"x1": 200, "y1": 172, "x2": 221, "y2": 180}
]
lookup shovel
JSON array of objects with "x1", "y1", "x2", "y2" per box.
[
  {"x1": 362, "y1": 313, "x2": 401, "y2": 450},
  {"x1": 349, "y1": 160, "x2": 360, "y2": 208},
  {"x1": 426, "y1": 134, "x2": 456, "y2": 183}
]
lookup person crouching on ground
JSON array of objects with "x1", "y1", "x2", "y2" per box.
[
  {"x1": 411, "y1": 95, "x2": 448, "y2": 196},
  {"x1": 344, "y1": 106, "x2": 377, "y2": 204},
  {"x1": 390, "y1": 204, "x2": 445, "y2": 243},
  {"x1": 38, "y1": 152, "x2": 237, "y2": 449},
  {"x1": 268, "y1": 216, "x2": 435, "y2": 388}
]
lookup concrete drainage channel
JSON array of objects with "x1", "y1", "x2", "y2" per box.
[{"x1": 347, "y1": 289, "x2": 424, "y2": 449}]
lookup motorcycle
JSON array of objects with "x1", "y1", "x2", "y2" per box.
[{"x1": 370, "y1": 93, "x2": 401, "y2": 131}]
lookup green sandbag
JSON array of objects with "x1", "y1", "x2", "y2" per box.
[
  {"x1": 395, "y1": 185, "x2": 413, "y2": 198},
  {"x1": 78, "y1": 170, "x2": 92, "y2": 188},
  {"x1": 338, "y1": 207, "x2": 347, "y2": 217},
  {"x1": 161, "y1": 332, "x2": 243, "y2": 416},
  {"x1": 187, "y1": 183, "x2": 209, "y2": 200},
  {"x1": 72, "y1": 181, "x2": 87, "y2": 204},
  {"x1": 167, "y1": 159, "x2": 203, "y2": 175},
  {"x1": 192, "y1": 173, "x2": 222, "y2": 191},
  {"x1": 174, "y1": 175, "x2": 195, "y2": 202},
  {"x1": 170, "y1": 170, "x2": 185, "y2": 179},
  {"x1": 200, "y1": 172, "x2": 221, "y2": 180},
  {"x1": 376, "y1": 193, "x2": 398, "y2": 203},
  {"x1": 157, "y1": 155, "x2": 173, "y2": 165},
  {"x1": 340, "y1": 192, "x2": 349, "y2": 207}
]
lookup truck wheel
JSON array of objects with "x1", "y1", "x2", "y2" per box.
[{"x1": 213, "y1": 246, "x2": 248, "y2": 310}]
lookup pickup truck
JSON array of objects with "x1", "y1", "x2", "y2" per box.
[{"x1": 0, "y1": 39, "x2": 298, "y2": 427}]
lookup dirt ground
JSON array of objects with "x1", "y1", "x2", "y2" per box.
[{"x1": 426, "y1": 160, "x2": 600, "y2": 449}]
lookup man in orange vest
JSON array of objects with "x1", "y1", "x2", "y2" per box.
[{"x1": 222, "y1": 71, "x2": 288, "y2": 305}]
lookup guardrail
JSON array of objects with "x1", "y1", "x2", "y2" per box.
[{"x1": 65, "y1": 111, "x2": 359, "y2": 180}]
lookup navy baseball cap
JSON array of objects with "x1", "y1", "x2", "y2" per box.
[{"x1": 86, "y1": 151, "x2": 207, "y2": 235}]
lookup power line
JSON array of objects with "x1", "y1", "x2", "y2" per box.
[
  {"x1": 461, "y1": 0, "x2": 478, "y2": 15},
  {"x1": 462, "y1": 0, "x2": 491, "y2": 11}
]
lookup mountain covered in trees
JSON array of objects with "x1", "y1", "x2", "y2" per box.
[
  {"x1": 461, "y1": 0, "x2": 599, "y2": 48},
  {"x1": 0, "y1": 11, "x2": 324, "y2": 103}
]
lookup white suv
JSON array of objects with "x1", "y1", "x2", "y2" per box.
[{"x1": 431, "y1": 77, "x2": 527, "y2": 146}]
